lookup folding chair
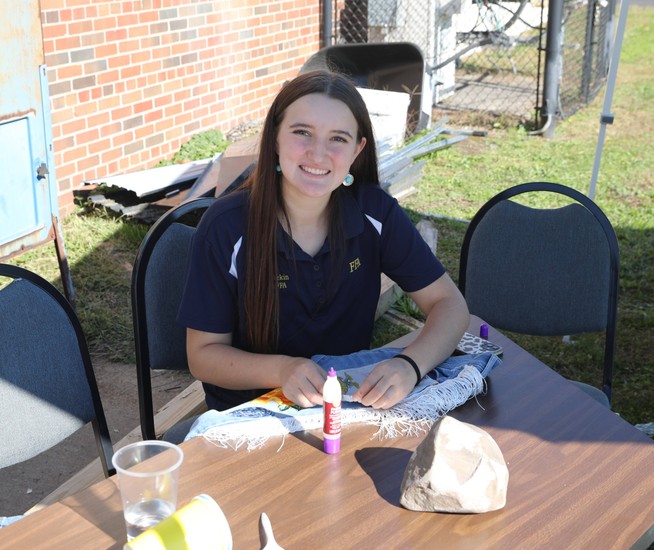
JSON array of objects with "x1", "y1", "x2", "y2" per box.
[
  {"x1": 131, "y1": 197, "x2": 215, "y2": 440},
  {"x1": 0, "y1": 263, "x2": 115, "y2": 507},
  {"x1": 458, "y1": 182, "x2": 619, "y2": 405}
]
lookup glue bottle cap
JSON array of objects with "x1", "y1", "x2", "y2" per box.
[{"x1": 480, "y1": 323, "x2": 489, "y2": 339}]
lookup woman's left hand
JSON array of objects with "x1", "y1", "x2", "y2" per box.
[{"x1": 351, "y1": 357, "x2": 416, "y2": 409}]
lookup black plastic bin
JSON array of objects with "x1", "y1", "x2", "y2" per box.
[{"x1": 302, "y1": 42, "x2": 430, "y2": 134}]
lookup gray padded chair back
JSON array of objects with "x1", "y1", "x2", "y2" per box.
[
  {"x1": 459, "y1": 182, "x2": 619, "y2": 403},
  {"x1": 132, "y1": 197, "x2": 215, "y2": 440},
  {"x1": 144, "y1": 222, "x2": 195, "y2": 372},
  {"x1": 0, "y1": 264, "x2": 114, "y2": 475},
  {"x1": 463, "y1": 200, "x2": 611, "y2": 335}
]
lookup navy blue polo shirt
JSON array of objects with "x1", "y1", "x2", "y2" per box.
[{"x1": 177, "y1": 184, "x2": 445, "y2": 410}]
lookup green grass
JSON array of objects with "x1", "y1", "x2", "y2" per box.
[
  {"x1": 4, "y1": 8, "x2": 652, "y2": 427},
  {"x1": 156, "y1": 129, "x2": 229, "y2": 166}
]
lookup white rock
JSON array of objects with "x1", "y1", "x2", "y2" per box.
[{"x1": 400, "y1": 415, "x2": 509, "y2": 513}]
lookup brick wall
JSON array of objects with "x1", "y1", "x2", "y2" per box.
[{"x1": 40, "y1": 0, "x2": 321, "y2": 215}]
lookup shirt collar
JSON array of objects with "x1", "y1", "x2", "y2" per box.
[{"x1": 275, "y1": 188, "x2": 365, "y2": 259}]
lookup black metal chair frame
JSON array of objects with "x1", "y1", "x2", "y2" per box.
[
  {"x1": 0, "y1": 263, "x2": 115, "y2": 477},
  {"x1": 458, "y1": 181, "x2": 620, "y2": 403},
  {"x1": 131, "y1": 197, "x2": 215, "y2": 440}
]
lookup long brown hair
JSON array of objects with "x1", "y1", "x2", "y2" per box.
[{"x1": 243, "y1": 70, "x2": 380, "y2": 353}]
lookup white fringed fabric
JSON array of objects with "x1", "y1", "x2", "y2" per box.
[{"x1": 192, "y1": 352, "x2": 500, "y2": 451}]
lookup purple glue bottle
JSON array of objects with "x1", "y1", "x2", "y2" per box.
[
  {"x1": 480, "y1": 323, "x2": 489, "y2": 340},
  {"x1": 322, "y1": 368, "x2": 342, "y2": 454}
]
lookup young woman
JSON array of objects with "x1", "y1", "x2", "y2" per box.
[{"x1": 177, "y1": 70, "x2": 469, "y2": 413}]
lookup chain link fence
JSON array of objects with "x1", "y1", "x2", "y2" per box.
[
  {"x1": 557, "y1": 0, "x2": 615, "y2": 119},
  {"x1": 330, "y1": 0, "x2": 615, "y2": 129}
]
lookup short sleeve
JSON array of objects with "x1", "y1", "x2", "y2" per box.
[{"x1": 375, "y1": 192, "x2": 445, "y2": 292}]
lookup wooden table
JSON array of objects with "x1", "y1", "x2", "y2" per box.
[{"x1": 2, "y1": 320, "x2": 654, "y2": 549}]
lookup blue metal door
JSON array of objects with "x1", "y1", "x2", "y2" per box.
[{"x1": 1, "y1": 0, "x2": 74, "y2": 304}]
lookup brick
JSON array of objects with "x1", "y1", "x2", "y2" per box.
[
  {"x1": 106, "y1": 29, "x2": 128, "y2": 42},
  {"x1": 123, "y1": 115, "x2": 144, "y2": 131},
  {"x1": 77, "y1": 128, "x2": 100, "y2": 144},
  {"x1": 45, "y1": 52, "x2": 70, "y2": 66},
  {"x1": 159, "y1": 8, "x2": 178, "y2": 19},
  {"x1": 135, "y1": 123, "x2": 156, "y2": 140},
  {"x1": 113, "y1": 131, "x2": 134, "y2": 147},
  {"x1": 197, "y1": 3, "x2": 214, "y2": 14},
  {"x1": 81, "y1": 32, "x2": 106, "y2": 47},
  {"x1": 127, "y1": 24, "x2": 149, "y2": 40},
  {"x1": 124, "y1": 140, "x2": 144, "y2": 155},
  {"x1": 118, "y1": 39, "x2": 141, "y2": 53},
  {"x1": 87, "y1": 112, "x2": 110, "y2": 127},
  {"x1": 98, "y1": 69, "x2": 119, "y2": 85},
  {"x1": 117, "y1": 13, "x2": 140, "y2": 27},
  {"x1": 96, "y1": 43, "x2": 118, "y2": 58},
  {"x1": 93, "y1": 16, "x2": 118, "y2": 31},
  {"x1": 162, "y1": 56, "x2": 181, "y2": 69},
  {"x1": 111, "y1": 106, "x2": 132, "y2": 121},
  {"x1": 141, "y1": 36, "x2": 161, "y2": 48},
  {"x1": 68, "y1": 20, "x2": 93, "y2": 35},
  {"x1": 73, "y1": 76, "x2": 96, "y2": 90},
  {"x1": 101, "y1": 147, "x2": 122, "y2": 163},
  {"x1": 77, "y1": 154, "x2": 100, "y2": 172},
  {"x1": 179, "y1": 29, "x2": 198, "y2": 41},
  {"x1": 150, "y1": 22, "x2": 168, "y2": 34},
  {"x1": 131, "y1": 50, "x2": 152, "y2": 64},
  {"x1": 138, "y1": 10, "x2": 158, "y2": 23},
  {"x1": 74, "y1": 99, "x2": 98, "y2": 117},
  {"x1": 43, "y1": 10, "x2": 59, "y2": 23},
  {"x1": 63, "y1": 145, "x2": 88, "y2": 164},
  {"x1": 155, "y1": 94, "x2": 173, "y2": 107},
  {"x1": 146, "y1": 133, "x2": 165, "y2": 147},
  {"x1": 55, "y1": 35, "x2": 82, "y2": 50},
  {"x1": 134, "y1": 100, "x2": 153, "y2": 114},
  {"x1": 170, "y1": 19, "x2": 188, "y2": 31},
  {"x1": 108, "y1": 54, "x2": 131, "y2": 69},
  {"x1": 120, "y1": 65, "x2": 141, "y2": 79},
  {"x1": 89, "y1": 137, "x2": 111, "y2": 155},
  {"x1": 57, "y1": 64, "x2": 83, "y2": 80},
  {"x1": 84, "y1": 60, "x2": 108, "y2": 74},
  {"x1": 42, "y1": 22, "x2": 67, "y2": 40}
]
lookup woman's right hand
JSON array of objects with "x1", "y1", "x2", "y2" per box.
[{"x1": 280, "y1": 357, "x2": 327, "y2": 408}]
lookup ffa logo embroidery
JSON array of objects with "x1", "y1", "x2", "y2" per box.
[{"x1": 277, "y1": 274, "x2": 289, "y2": 289}]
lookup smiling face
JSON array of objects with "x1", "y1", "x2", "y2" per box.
[{"x1": 275, "y1": 93, "x2": 367, "y2": 202}]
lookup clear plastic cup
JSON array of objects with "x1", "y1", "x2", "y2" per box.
[{"x1": 112, "y1": 441, "x2": 184, "y2": 542}]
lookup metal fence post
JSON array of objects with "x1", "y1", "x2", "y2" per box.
[
  {"x1": 323, "y1": 0, "x2": 333, "y2": 47},
  {"x1": 542, "y1": 0, "x2": 565, "y2": 138}
]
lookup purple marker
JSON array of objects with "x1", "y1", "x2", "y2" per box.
[{"x1": 480, "y1": 323, "x2": 489, "y2": 340}]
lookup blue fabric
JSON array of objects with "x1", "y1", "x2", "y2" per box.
[
  {"x1": 177, "y1": 185, "x2": 446, "y2": 410},
  {"x1": 312, "y1": 347, "x2": 499, "y2": 381},
  {"x1": 0, "y1": 515, "x2": 24, "y2": 528}
]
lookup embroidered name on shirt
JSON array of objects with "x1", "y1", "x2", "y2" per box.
[
  {"x1": 349, "y1": 257, "x2": 361, "y2": 273},
  {"x1": 277, "y1": 274, "x2": 289, "y2": 289}
]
